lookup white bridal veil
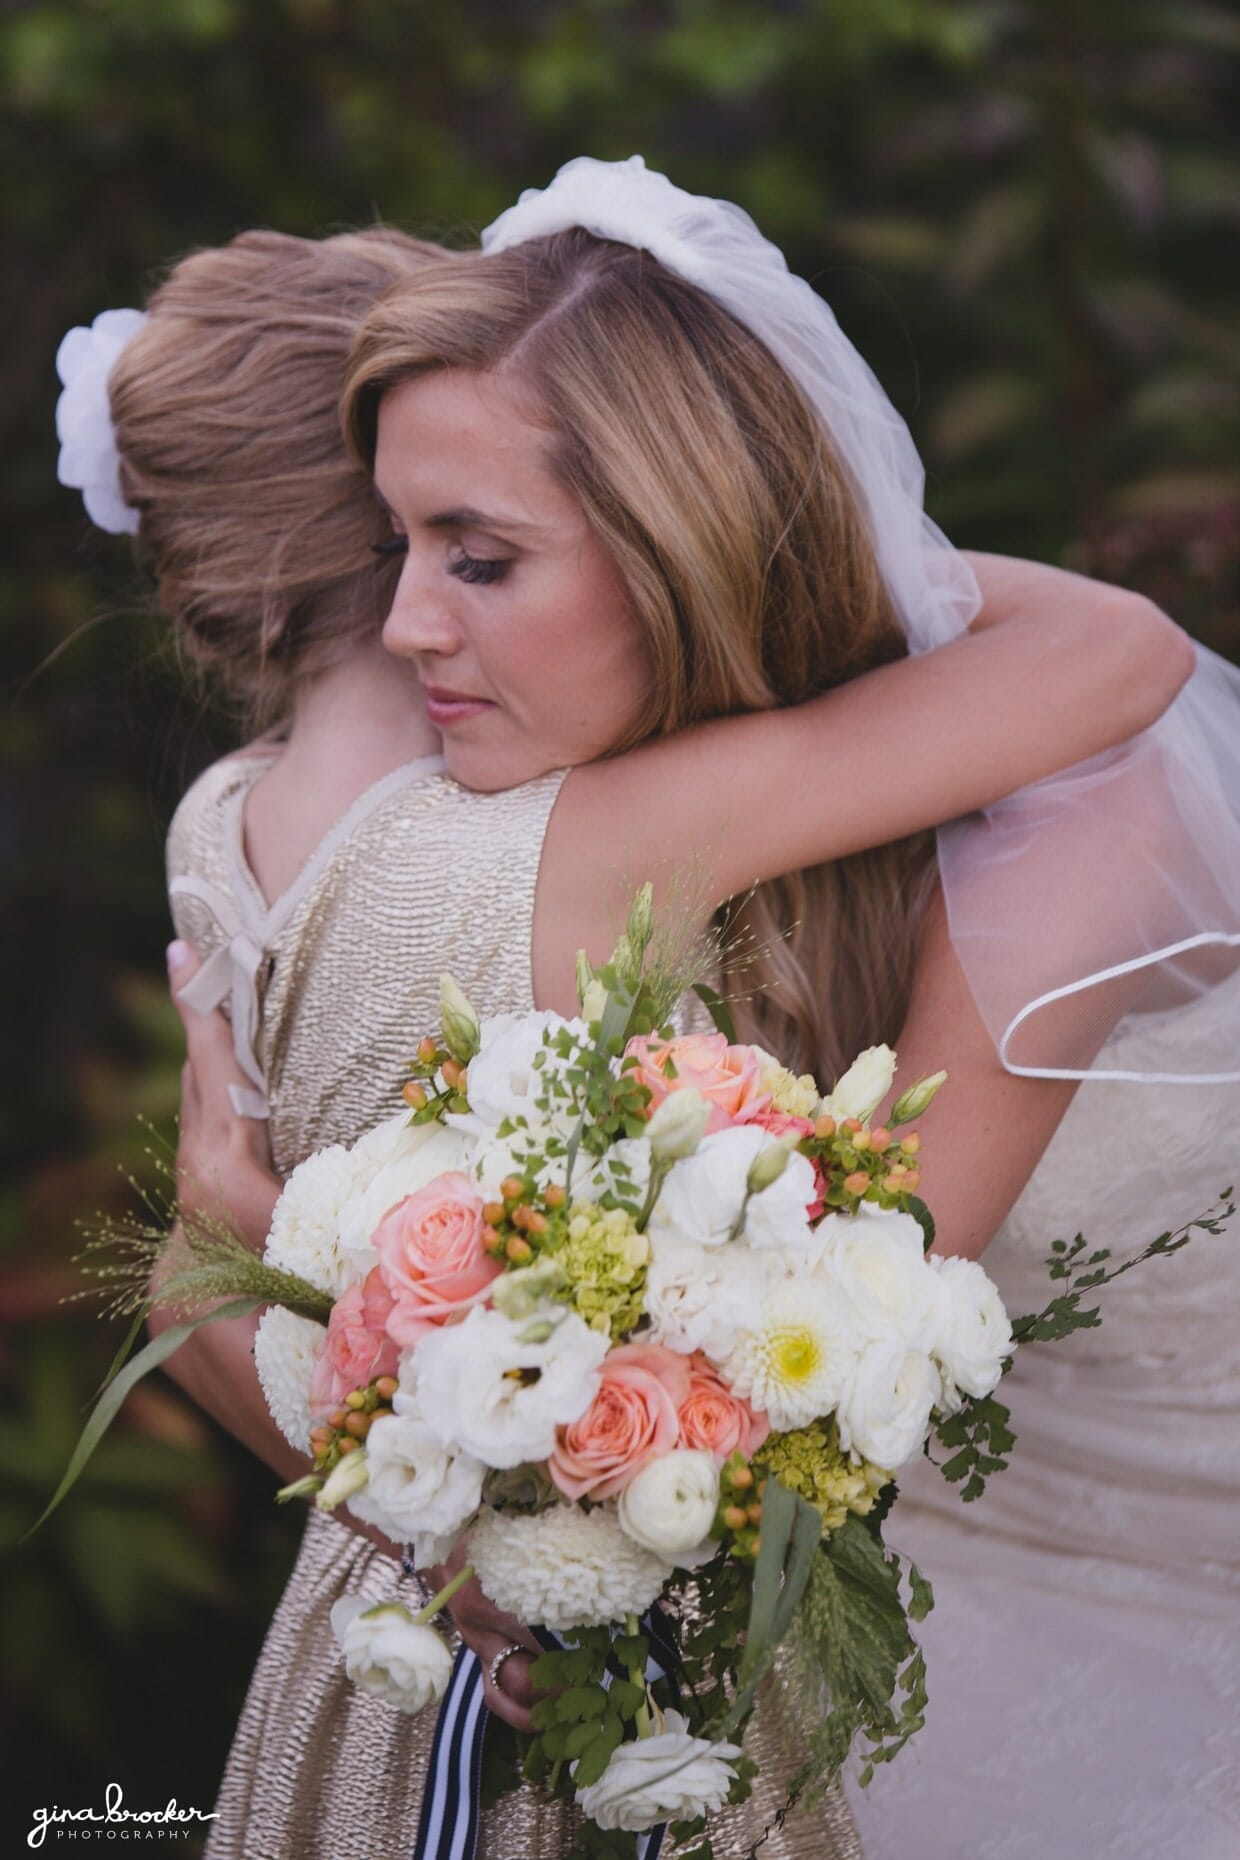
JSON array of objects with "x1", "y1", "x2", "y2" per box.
[{"x1": 484, "y1": 156, "x2": 1240, "y2": 1085}]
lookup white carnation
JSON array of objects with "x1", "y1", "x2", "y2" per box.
[
  {"x1": 469, "y1": 1505, "x2": 670, "y2": 1630},
  {"x1": 574, "y1": 1711, "x2": 742, "y2": 1830},
  {"x1": 649, "y1": 1126, "x2": 814, "y2": 1253},
  {"x1": 723, "y1": 1277, "x2": 859, "y2": 1431},
  {"x1": 643, "y1": 1239, "x2": 769, "y2": 1360},
  {"x1": 814, "y1": 1206, "x2": 938, "y2": 1348},
  {"x1": 618, "y1": 1451, "x2": 720, "y2": 1560},
  {"x1": 253, "y1": 1306, "x2": 323, "y2": 1451},
  {"x1": 265, "y1": 1143, "x2": 366, "y2": 1298},
  {"x1": 346, "y1": 1412, "x2": 484, "y2": 1569},
  {"x1": 836, "y1": 1338, "x2": 940, "y2": 1469},
  {"x1": 457, "y1": 1010, "x2": 588, "y2": 1129},
  {"x1": 410, "y1": 1304, "x2": 608, "y2": 1468},
  {"x1": 329, "y1": 1597, "x2": 452, "y2": 1715},
  {"x1": 929, "y1": 1254, "x2": 1013, "y2": 1409}
]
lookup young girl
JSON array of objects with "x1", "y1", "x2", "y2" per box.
[{"x1": 65, "y1": 178, "x2": 1206, "y2": 1856}]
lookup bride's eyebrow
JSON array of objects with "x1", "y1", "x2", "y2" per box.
[{"x1": 428, "y1": 505, "x2": 541, "y2": 539}]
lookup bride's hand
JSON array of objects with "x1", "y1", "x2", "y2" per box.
[
  {"x1": 167, "y1": 938, "x2": 282, "y2": 1248},
  {"x1": 424, "y1": 1541, "x2": 543, "y2": 1733}
]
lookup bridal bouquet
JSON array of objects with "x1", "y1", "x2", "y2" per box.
[{"x1": 238, "y1": 890, "x2": 1010, "y2": 1850}]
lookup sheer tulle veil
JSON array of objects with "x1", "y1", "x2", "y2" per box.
[{"x1": 483, "y1": 156, "x2": 1240, "y2": 1084}]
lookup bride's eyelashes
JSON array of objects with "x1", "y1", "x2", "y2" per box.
[
  {"x1": 371, "y1": 534, "x2": 407, "y2": 558},
  {"x1": 449, "y1": 549, "x2": 511, "y2": 587}
]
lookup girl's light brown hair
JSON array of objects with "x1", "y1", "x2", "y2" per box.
[
  {"x1": 111, "y1": 227, "x2": 446, "y2": 726},
  {"x1": 343, "y1": 231, "x2": 936, "y2": 1078}
]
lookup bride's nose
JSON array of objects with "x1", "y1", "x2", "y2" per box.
[{"x1": 382, "y1": 553, "x2": 465, "y2": 662}]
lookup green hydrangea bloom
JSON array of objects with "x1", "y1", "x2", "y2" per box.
[
  {"x1": 755, "y1": 1417, "x2": 891, "y2": 1534},
  {"x1": 550, "y1": 1199, "x2": 650, "y2": 1340},
  {"x1": 756, "y1": 1055, "x2": 821, "y2": 1120}
]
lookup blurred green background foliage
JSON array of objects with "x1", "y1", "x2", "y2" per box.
[{"x1": 2, "y1": 0, "x2": 1237, "y2": 1846}]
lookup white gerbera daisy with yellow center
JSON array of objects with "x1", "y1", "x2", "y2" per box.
[{"x1": 723, "y1": 1279, "x2": 858, "y2": 1431}]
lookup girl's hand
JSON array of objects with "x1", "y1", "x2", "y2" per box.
[
  {"x1": 424, "y1": 1540, "x2": 543, "y2": 1733},
  {"x1": 166, "y1": 938, "x2": 282, "y2": 1248}
]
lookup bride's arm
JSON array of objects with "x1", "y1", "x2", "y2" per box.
[{"x1": 537, "y1": 558, "x2": 1193, "y2": 994}]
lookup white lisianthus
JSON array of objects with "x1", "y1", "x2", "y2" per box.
[
  {"x1": 346, "y1": 1413, "x2": 485, "y2": 1568},
  {"x1": 929, "y1": 1254, "x2": 1013, "y2": 1409},
  {"x1": 253, "y1": 1307, "x2": 322, "y2": 1451},
  {"x1": 574, "y1": 1711, "x2": 742, "y2": 1830},
  {"x1": 723, "y1": 1278, "x2": 859, "y2": 1430},
  {"x1": 410, "y1": 1305, "x2": 608, "y2": 1468},
  {"x1": 336, "y1": 1116, "x2": 471, "y2": 1276},
  {"x1": 469, "y1": 1504, "x2": 671, "y2": 1631},
  {"x1": 819, "y1": 1044, "x2": 897, "y2": 1124},
  {"x1": 329, "y1": 1597, "x2": 452, "y2": 1715},
  {"x1": 649, "y1": 1127, "x2": 815, "y2": 1253},
  {"x1": 265, "y1": 1143, "x2": 368, "y2": 1297},
  {"x1": 643, "y1": 1239, "x2": 769, "y2": 1360},
  {"x1": 456, "y1": 1010, "x2": 588, "y2": 1129},
  {"x1": 646, "y1": 1089, "x2": 712, "y2": 1162},
  {"x1": 836, "y1": 1338, "x2": 940, "y2": 1469},
  {"x1": 814, "y1": 1206, "x2": 938, "y2": 1348},
  {"x1": 618, "y1": 1451, "x2": 720, "y2": 1560}
]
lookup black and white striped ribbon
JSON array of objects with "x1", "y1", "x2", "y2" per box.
[{"x1": 412, "y1": 1620, "x2": 677, "y2": 1860}]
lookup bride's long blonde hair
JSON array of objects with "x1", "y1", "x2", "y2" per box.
[{"x1": 344, "y1": 230, "x2": 936, "y2": 1078}]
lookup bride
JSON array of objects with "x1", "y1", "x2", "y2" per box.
[{"x1": 64, "y1": 162, "x2": 1235, "y2": 1855}]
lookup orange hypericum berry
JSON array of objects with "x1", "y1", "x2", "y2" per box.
[
  {"x1": 500, "y1": 1176, "x2": 525, "y2": 1202},
  {"x1": 505, "y1": 1235, "x2": 534, "y2": 1264},
  {"x1": 544, "y1": 1183, "x2": 566, "y2": 1209},
  {"x1": 813, "y1": 1114, "x2": 837, "y2": 1140},
  {"x1": 417, "y1": 1036, "x2": 438, "y2": 1064},
  {"x1": 402, "y1": 1081, "x2": 428, "y2": 1110},
  {"x1": 482, "y1": 1224, "x2": 505, "y2": 1255},
  {"x1": 729, "y1": 1464, "x2": 754, "y2": 1490},
  {"x1": 869, "y1": 1127, "x2": 891, "y2": 1153},
  {"x1": 523, "y1": 1210, "x2": 549, "y2": 1237},
  {"x1": 375, "y1": 1376, "x2": 399, "y2": 1401},
  {"x1": 746, "y1": 1502, "x2": 764, "y2": 1526},
  {"x1": 337, "y1": 1436, "x2": 360, "y2": 1455},
  {"x1": 482, "y1": 1201, "x2": 507, "y2": 1227},
  {"x1": 309, "y1": 1427, "x2": 332, "y2": 1453},
  {"x1": 843, "y1": 1117, "x2": 863, "y2": 1134},
  {"x1": 723, "y1": 1505, "x2": 750, "y2": 1532},
  {"x1": 903, "y1": 1169, "x2": 921, "y2": 1192},
  {"x1": 851, "y1": 1130, "x2": 871, "y2": 1153},
  {"x1": 440, "y1": 1059, "x2": 464, "y2": 1090},
  {"x1": 344, "y1": 1411, "x2": 373, "y2": 1439},
  {"x1": 882, "y1": 1171, "x2": 905, "y2": 1194},
  {"x1": 901, "y1": 1132, "x2": 921, "y2": 1154},
  {"x1": 327, "y1": 1408, "x2": 349, "y2": 1431},
  {"x1": 844, "y1": 1171, "x2": 871, "y2": 1197}
]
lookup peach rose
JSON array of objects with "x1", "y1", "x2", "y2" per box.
[
  {"x1": 309, "y1": 1268, "x2": 401, "y2": 1418},
  {"x1": 373, "y1": 1171, "x2": 503, "y2": 1349},
  {"x1": 549, "y1": 1342, "x2": 692, "y2": 1501},
  {"x1": 677, "y1": 1353, "x2": 770, "y2": 1459},
  {"x1": 624, "y1": 1032, "x2": 770, "y2": 1135},
  {"x1": 746, "y1": 1108, "x2": 826, "y2": 1218}
]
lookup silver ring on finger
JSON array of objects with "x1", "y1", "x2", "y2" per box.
[{"x1": 488, "y1": 1642, "x2": 526, "y2": 1692}]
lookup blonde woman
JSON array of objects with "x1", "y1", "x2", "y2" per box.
[{"x1": 63, "y1": 181, "x2": 1214, "y2": 1855}]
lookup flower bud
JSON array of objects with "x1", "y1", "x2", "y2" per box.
[
  {"x1": 626, "y1": 881, "x2": 655, "y2": 958},
  {"x1": 439, "y1": 973, "x2": 481, "y2": 1063},
  {"x1": 820, "y1": 1044, "x2": 897, "y2": 1124},
  {"x1": 491, "y1": 1256, "x2": 569, "y2": 1319},
  {"x1": 890, "y1": 1071, "x2": 947, "y2": 1127},
  {"x1": 317, "y1": 1448, "x2": 370, "y2": 1512},
  {"x1": 610, "y1": 931, "x2": 639, "y2": 991},
  {"x1": 575, "y1": 948, "x2": 595, "y2": 1010},
  {"x1": 581, "y1": 978, "x2": 609, "y2": 1024},
  {"x1": 276, "y1": 1472, "x2": 324, "y2": 1503},
  {"x1": 746, "y1": 1138, "x2": 795, "y2": 1195},
  {"x1": 516, "y1": 1317, "x2": 556, "y2": 1345},
  {"x1": 647, "y1": 1088, "x2": 711, "y2": 1162}
]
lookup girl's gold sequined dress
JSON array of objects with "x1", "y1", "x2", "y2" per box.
[{"x1": 167, "y1": 747, "x2": 862, "y2": 1860}]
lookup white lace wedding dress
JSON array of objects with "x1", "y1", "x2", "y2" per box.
[{"x1": 848, "y1": 980, "x2": 1240, "y2": 1860}]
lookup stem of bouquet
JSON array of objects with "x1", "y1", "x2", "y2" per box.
[
  {"x1": 415, "y1": 1563, "x2": 476, "y2": 1625},
  {"x1": 625, "y1": 1613, "x2": 652, "y2": 1737}
]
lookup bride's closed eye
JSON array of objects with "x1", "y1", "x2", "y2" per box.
[
  {"x1": 449, "y1": 549, "x2": 511, "y2": 587},
  {"x1": 371, "y1": 534, "x2": 407, "y2": 558}
]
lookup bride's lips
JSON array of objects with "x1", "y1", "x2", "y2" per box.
[{"x1": 422, "y1": 685, "x2": 497, "y2": 727}]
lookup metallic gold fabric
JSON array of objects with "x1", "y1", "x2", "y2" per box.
[{"x1": 167, "y1": 752, "x2": 862, "y2": 1860}]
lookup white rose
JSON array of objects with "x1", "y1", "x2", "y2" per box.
[
  {"x1": 643, "y1": 1239, "x2": 770, "y2": 1361},
  {"x1": 337, "y1": 1117, "x2": 471, "y2": 1275},
  {"x1": 836, "y1": 1338, "x2": 940, "y2": 1469},
  {"x1": 618, "y1": 1451, "x2": 720, "y2": 1560},
  {"x1": 458, "y1": 1010, "x2": 588, "y2": 1128},
  {"x1": 574, "y1": 1712, "x2": 742, "y2": 1830},
  {"x1": 346, "y1": 1413, "x2": 484, "y2": 1568},
  {"x1": 409, "y1": 1304, "x2": 608, "y2": 1468},
  {"x1": 929, "y1": 1254, "x2": 1013, "y2": 1409},
  {"x1": 814, "y1": 1206, "x2": 938, "y2": 1349},
  {"x1": 329, "y1": 1597, "x2": 451, "y2": 1715},
  {"x1": 819, "y1": 1044, "x2": 897, "y2": 1123},
  {"x1": 649, "y1": 1127, "x2": 814, "y2": 1252}
]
